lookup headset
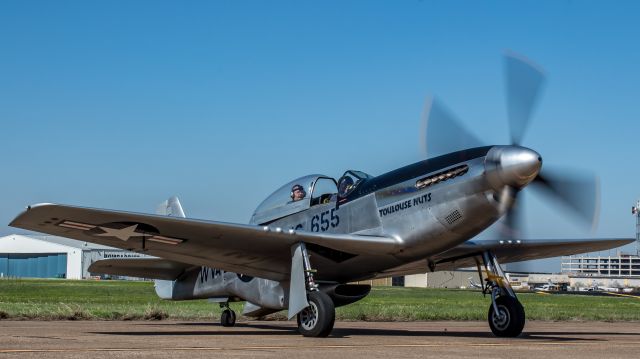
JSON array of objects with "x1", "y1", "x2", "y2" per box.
[{"x1": 290, "y1": 184, "x2": 306, "y2": 200}]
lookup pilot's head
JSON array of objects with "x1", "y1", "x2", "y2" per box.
[
  {"x1": 291, "y1": 184, "x2": 306, "y2": 201},
  {"x1": 338, "y1": 176, "x2": 354, "y2": 196}
]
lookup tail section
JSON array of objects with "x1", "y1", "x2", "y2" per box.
[
  {"x1": 155, "y1": 279, "x2": 174, "y2": 299},
  {"x1": 156, "y1": 196, "x2": 186, "y2": 218},
  {"x1": 154, "y1": 196, "x2": 185, "y2": 299}
]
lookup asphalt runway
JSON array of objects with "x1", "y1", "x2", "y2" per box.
[{"x1": 1, "y1": 320, "x2": 639, "y2": 358}]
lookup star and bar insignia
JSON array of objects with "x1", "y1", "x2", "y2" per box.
[{"x1": 57, "y1": 220, "x2": 183, "y2": 245}]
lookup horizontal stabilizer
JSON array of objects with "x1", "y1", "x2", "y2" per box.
[
  {"x1": 88, "y1": 258, "x2": 192, "y2": 280},
  {"x1": 243, "y1": 301, "x2": 280, "y2": 317}
]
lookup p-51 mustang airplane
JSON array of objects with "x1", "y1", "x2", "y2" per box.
[{"x1": 10, "y1": 53, "x2": 632, "y2": 338}]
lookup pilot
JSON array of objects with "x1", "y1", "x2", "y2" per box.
[
  {"x1": 291, "y1": 184, "x2": 306, "y2": 202},
  {"x1": 338, "y1": 176, "x2": 354, "y2": 197}
]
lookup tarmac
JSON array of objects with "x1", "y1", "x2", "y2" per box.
[{"x1": 1, "y1": 320, "x2": 639, "y2": 358}]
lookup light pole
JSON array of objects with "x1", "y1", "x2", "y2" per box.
[{"x1": 633, "y1": 200, "x2": 640, "y2": 255}]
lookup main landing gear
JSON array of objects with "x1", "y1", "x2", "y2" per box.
[
  {"x1": 296, "y1": 243, "x2": 335, "y2": 337},
  {"x1": 478, "y1": 251, "x2": 525, "y2": 337},
  {"x1": 220, "y1": 303, "x2": 236, "y2": 327},
  {"x1": 297, "y1": 291, "x2": 335, "y2": 337}
]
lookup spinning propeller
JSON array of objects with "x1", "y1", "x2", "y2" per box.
[{"x1": 420, "y1": 52, "x2": 599, "y2": 240}]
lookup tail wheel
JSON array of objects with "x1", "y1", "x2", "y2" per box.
[
  {"x1": 221, "y1": 309, "x2": 236, "y2": 327},
  {"x1": 297, "y1": 291, "x2": 335, "y2": 337},
  {"x1": 488, "y1": 296, "x2": 525, "y2": 337}
]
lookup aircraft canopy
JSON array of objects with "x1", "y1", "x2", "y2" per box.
[
  {"x1": 337, "y1": 170, "x2": 373, "y2": 198},
  {"x1": 250, "y1": 174, "x2": 338, "y2": 225}
]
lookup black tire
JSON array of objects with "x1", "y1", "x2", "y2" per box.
[
  {"x1": 221, "y1": 309, "x2": 236, "y2": 327},
  {"x1": 296, "y1": 291, "x2": 335, "y2": 337},
  {"x1": 488, "y1": 296, "x2": 525, "y2": 337}
]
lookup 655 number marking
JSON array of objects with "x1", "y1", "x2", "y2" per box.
[{"x1": 311, "y1": 208, "x2": 339, "y2": 232}]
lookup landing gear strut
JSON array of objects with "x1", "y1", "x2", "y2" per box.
[
  {"x1": 220, "y1": 303, "x2": 236, "y2": 327},
  {"x1": 479, "y1": 251, "x2": 525, "y2": 337},
  {"x1": 296, "y1": 243, "x2": 335, "y2": 337}
]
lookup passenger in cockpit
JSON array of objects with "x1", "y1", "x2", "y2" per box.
[
  {"x1": 338, "y1": 176, "x2": 354, "y2": 197},
  {"x1": 291, "y1": 184, "x2": 306, "y2": 202}
]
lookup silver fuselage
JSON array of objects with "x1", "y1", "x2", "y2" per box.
[{"x1": 157, "y1": 145, "x2": 541, "y2": 314}]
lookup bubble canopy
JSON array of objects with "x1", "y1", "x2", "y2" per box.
[{"x1": 250, "y1": 174, "x2": 337, "y2": 225}]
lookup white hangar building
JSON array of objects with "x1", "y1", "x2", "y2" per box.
[{"x1": 0, "y1": 234, "x2": 149, "y2": 280}]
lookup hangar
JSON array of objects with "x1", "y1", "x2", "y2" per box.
[{"x1": 0, "y1": 234, "x2": 149, "y2": 280}]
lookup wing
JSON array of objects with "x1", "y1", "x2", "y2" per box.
[
  {"x1": 10, "y1": 203, "x2": 401, "y2": 281},
  {"x1": 88, "y1": 258, "x2": 192, "y2": 280},
  {"x1": 377, "y1": 238, "x2": 634, "y2": 277}
]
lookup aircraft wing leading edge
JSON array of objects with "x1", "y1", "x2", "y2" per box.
[
  {"x1": 10, "y1": 203, "x2": 401, "y2": 281},
  {"x1": 377, "y1": 238, "x2": 634, "y2": 277}
]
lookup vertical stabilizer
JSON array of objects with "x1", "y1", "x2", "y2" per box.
[
  {"x1": 153, "y1": 196, "x2": 184, "y2": 299},
  {"x1": 156, "y1": 196, "x2": 186, "y2": 218}
]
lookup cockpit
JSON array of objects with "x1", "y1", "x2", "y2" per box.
[
  {"x1": 336, "y1": 170, "x2": 372, "y2": 198},
  {"x1": 249, "y1": 171, "x2": 373, "y2": 225}
]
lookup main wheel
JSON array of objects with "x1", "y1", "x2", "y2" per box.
[
  {"x1": 488, "y1": 296, "x2": 525, "y2": 337},
  {"x1": 296, "y1": 291, "x2": 335, "y2": 337},
  {"x1": 221, "y1": 309, "x2": 236, "y2": 327}
]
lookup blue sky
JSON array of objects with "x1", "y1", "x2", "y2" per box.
[{"x1": 1, "y1": 1, "x2": 638, "y2": 272}]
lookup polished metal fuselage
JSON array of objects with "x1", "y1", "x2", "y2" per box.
[
  {"x1": 268, "y1": 155, "x2": 500, "y2": 281},
  {"x1": 160, "y1": 147, "x2": 526, "y2": 314}
]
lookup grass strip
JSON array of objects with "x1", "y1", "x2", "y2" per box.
[{"x1": 1, "y1": 279, "x2": 639, "y2": 321}]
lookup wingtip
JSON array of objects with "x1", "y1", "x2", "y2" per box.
[
  {"x1": 8, "y1": 203, "x2": 56, "y2": 227},
  {"x1": 26, "y1": 202, "x2": 56, "y2": 209}
]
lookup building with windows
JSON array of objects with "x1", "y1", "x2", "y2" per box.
[
  {"x1": 562, "y1": 253, "x2": 640, "y2": 277},
  {"x1": 561, "y1": 252, "x2": 640, "y2": 288},
  {"x1": 0, "y1": 234, "x2": 150, "y2": 279}
]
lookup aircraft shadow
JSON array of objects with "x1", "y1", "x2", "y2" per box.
[
  {"x1": 525, "y1": 331, "x2": 640, "y2": 337},
  {"x1": 329, "y1": 328, "x2": 600, "y2": 341},
  {"x1": 91, "y1": 322, "x2": 606, "y2": 342}
]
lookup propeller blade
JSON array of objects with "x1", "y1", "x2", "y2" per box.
[
  {"x1": 533, "y1": 169, "x2": 600, "y2": 230},
  {"x1": 497, "y1": 186, "x2": 515, "y2": 216},
  {"x1": 420, "y1": 96, "x2": 484, "y2": 158},
  {"x1": 504, "y1": 51, "x2": 546, "y2": 145},
  {"x1": 496, "y1": 186, "x2": 522, "y2": 241}
]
